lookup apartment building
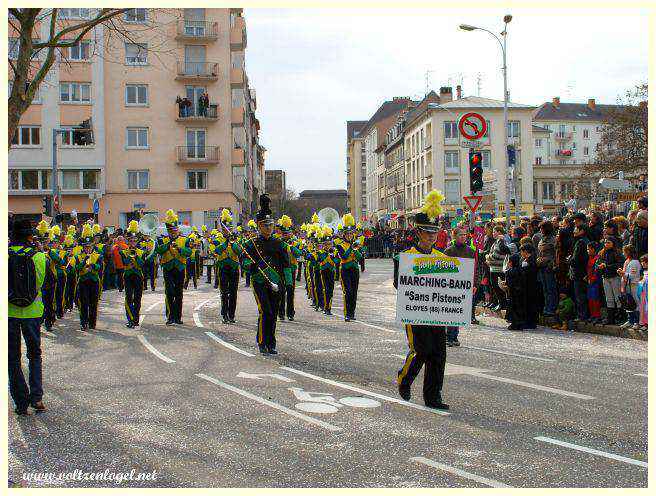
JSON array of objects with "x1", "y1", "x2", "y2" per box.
[
  {"x1": 345, "y1": 120, "x2": 367, "y2": 219},
  {"x1": 404, "y1": 92, "x2": 536, "y2": 217},
  {"x1": 532, "y1": 97, "x2": 627, "y2": 212},
  {"x1": 8, "y1": 8, "x2": 262, "y2": 228}
]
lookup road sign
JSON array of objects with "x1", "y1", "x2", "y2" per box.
[
  {"x1": 458, "y1": 112, "x2": 487, "y2": 140},
  {"x1": 463, "y1": 195, "x2": 483, "y2": 213},
  {"x1": 460, "y1": 139, "x2": 483, "y2": 148},
  {"x1": 93, "y1": 199, "x2": 100, "y2": 214},
  {"x1": 599, "y1": 178, "x2": 631, "y2": 191}
]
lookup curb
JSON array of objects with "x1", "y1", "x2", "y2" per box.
[{"x1": 475, "y1": 307, "x2": 648, "y2": 341}]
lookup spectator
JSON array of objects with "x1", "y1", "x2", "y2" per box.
[
  {"x1": 9, "y1": 219, "x2": 50, "y2": 415},
  {"x1": 519, "y1": 243, "x2": 538, "y2": 329},
  {"x1": 613, "y1": 216, "x2": 631, "y2": 246},
  {"x1": 112, "y1": 236, "x2": 127, "y2": 292},
  {"x1": 630, "y1": 208, "x2": 648, "y2": 258},
  {"x1": 637, "y1": 254, "x2": 648, "y2": 333},
  {"x1": 536, "y1": 221, "x2": 558, "y2": 316},
  {"x1": 618, "y1": 244, "x2": 641, "y2": 330},
  {"x1": 486, "y1": 226, "x2": 510, "y2": 311},
  {"x1": 555, "y1": 292, "x2": 576, "y2": 333},
  {"x1": 586, "y1": 242, "x2": 603, "y2": 324},
  {"x1": 502, "y1": 253, "x2": 525, "y2": 330},
  {"x1": 569, "y1": 225, "x2": 590, "y2": 321},
  {"x1": 588, "y1": 212, "x2": 604, "y2": 242},
  {"x1": 445, "y1": 228, "x2": 477, "y2": 344},
  {"x1": 555, "y1": 217, "x2": 574, "y2": 291},
  {"x1": 595, "y1": 237, "x2": 625, "y2": 325}
]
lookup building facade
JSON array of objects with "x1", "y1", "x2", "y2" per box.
[
  {"x1": 9, "y1": 8, "x2": 263, "y2": 228},
  {"x1": 345, "y1": 120, "x2": 367, "y2": 219},
  {"x1": 265, "y1": 169, "x2": 286, "y2": 217}
]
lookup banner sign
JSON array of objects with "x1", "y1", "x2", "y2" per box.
[{"x1": 395, "y1": 253, "x2": 475, "y2": 326}]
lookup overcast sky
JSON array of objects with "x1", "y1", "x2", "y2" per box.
[{"x1": 244, "y1": 7, "x2": 648, "y2": 193}]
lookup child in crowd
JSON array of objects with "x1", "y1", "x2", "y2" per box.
[
  {"x1": 556, "y1": 292, "x2": 576, "y2": 333},
  {"x1": 585, "y1": 242, "x2": 602, "y2": 324},
  {"x1": 636, "y1": 254, "x2": 648, "y2": 334},
  {"x1": 502, "y1": 253, "x2": 526, "y2": 330},
  {"x1": 595, "y1": 237, "x2": 625, "y2": 325},
  {"x1": 618, "y1": 245, "x2": 641, "y2": 330}
]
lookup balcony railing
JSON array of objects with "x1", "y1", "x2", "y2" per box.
[
  {"x1": 554, "y1": 131, "x2": 573, "y2": 140},
  {"x1": 230, "y1": 67, "x2": 245, "y2": 88},
  {"x1": 175, "y1": 61, "x2": 219, "y2": 80},
  {"x1": 176, "y1": 20, "x2": 219, "y2": 40},
  {"x1": 230, "y1": 17, "x2": 247, "y2": 50},
  {"x1": 176, "y1": 145, "x2": 219, "y2": 164},
  {"x1": 176, "y1": 103, "x2": 218, "y2": 121}
]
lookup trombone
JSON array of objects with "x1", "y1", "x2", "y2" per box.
[{"x1": 138, "y1": 213, "x2": 160, "y2": 258}]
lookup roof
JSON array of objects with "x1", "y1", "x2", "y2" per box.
[
  {"x1": 299, "y1": 189, "x2": 348, "y2": 198},
  {"x1": 533, "y1": 101, "x2": 623, "y2": 122},
  {"x1": 434, "y1": 96, "x2": 535, "y2": 110},
  {"x1": 532, "y1": 124, "x2": 552, "y2": 133},
  {"x1": 347, "y1": 120, "x2": 367, "y2": 141},
  {"x1": 403, "y1": 90, "x2": 441, "y2": 129},
  {"x1": 360, "y1": 97, "x2": 416, "y2": 137}
]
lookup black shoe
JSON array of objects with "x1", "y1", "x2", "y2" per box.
[
  {"x1": 259, "y1": 346, "x2": 269, "y2": 355},
  {"x1": 398, "y1": 384, "x2": 411, "y2": 401},
  {"x1": 447, "y1": 340, "x2": 454, "y2": 347},
  {"x1": 471, "y1": 318, "x2": 480, "y2": 325},
  {"x1": 125, "y1": 322, "x2": 134, "y2": 328},
  {"x1": 314, "y1": 307, "x2": 320, "y2": 312},
  {"x1": 425, "y1": 401, "x2": 449, "y2": 410},
  {"x1": 279, "y1": 316, "x2": 285, "y2": 321},
  {"x1": 325, "y1": 310, "x2": 332, "y2": 316},
  {"x1": 31, "y1": 400, "x2": 46, "y2": 412},
  {"x1": 507, "y1": 323, "x2": 523, "y2": 330},
  {"x1": 166, "y1": 319, "x2": 174, "y2": 326},
  {"x1": 175, "y1": 319, "x2": 184, "y2": 325},
  {"x1": 229, "y1": 318, "x2": 236, "y2": 323},
  {"x1": 14, "y1": 407, "x2": 30, "y2": 416},
  {"x1": 288, "y1": 316, "x2": 294, "y2": 322},
  {"x1": 345, "y1": 316, "x2": 351, "y2": 322},
  {"x1": 81, "y1": 324, "x2": 88, "y2": 331},
  {"x1": 452, "y1": 339, "x2": 460, "y2": 347},
  {"x1": 267, "y1": 348, "x2": 278, "y2": 355},
  {"x1": 222, "y1": 317, "x2": 228, "y2": 324}
]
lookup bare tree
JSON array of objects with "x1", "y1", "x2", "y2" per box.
[{"x1": 8, "y1": 8, "x2": 180, "y2": 147}]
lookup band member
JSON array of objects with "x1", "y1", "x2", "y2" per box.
[
  {"x1": 393, "y1": 190, "x2": 449, "y2": 410},
  {"x1": 35, "y1": 221, "x2": 56, "y2": 331},
  {"x1": 122, "y1": 221, "x2": 151, "y2": 328},
  {"x1": 278, "y1": 215, "x2": 302, "y2": 321},
  {"x1": 217, "y1": 209, "x2": 242, "y2": 324},
  {"x1": 140, "y1": 235, "x2": 157, "y2": 291},
  {"x1": 356, "y1": 222, "x2": 366, "y2": 272},
  {"x1": 184, "y1": 233, "x2": 199, "y2": 290},
  {"x1": 335, "y1": 213, "x2": 363, "y2": 321},
  {"x1": 244, "y1": 220, "x2": 257, "y2": 287},
  {"x1": 76, "y1": 224, "x2": 103, "y2": 331},
  {"x1": 155, "y1": 209, "x2": 191, "y2": 325},
  {"x1": 242, "y1": 195, "x2": 292, "y2": 355},
  {"x1": 317, "y1": 227, "x2": 338, "y2": 315},
  {"x1": 48, "y1": 226, "x2": 67, "y2": 319},
  {"x1": 64, "y1": 234, "x2": 78, "y2": 312}
]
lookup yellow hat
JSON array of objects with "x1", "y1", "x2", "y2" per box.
[
  {"x1": 164, "y1": 209, "x2": 178, "y2": 226},
  {"x1": 81, "y1": 224, "x2": 93, "y2": 240},
  {"x1": 92, "y1": 223, "x2": 101, "y2": 235},
  {"x1": 51, "y1": 225, "x2": 61, "y2": 237},
  {"x1": 220, "y1": 208, "x2": 233, "y2": 224},
  {"x1": 280, "y1": 215, "x2": 292, "y2": 230},
  {"x1": 311, "y1": 213, "x2": 319, "y2": 224},
  {"x1": 36, "y1": 220, "x2": 49, "y2": 236},
  {"x1": 420, "y1": 189, "x2": 445, "y2": 223},
  {"x1": 247, "y1": 219, "x2": 256, "y2": 229},
  {"x1": 192, "y1": 226, "x2": 198, "y2": 233},
  {"x1": 127, "y1": 220, "x2": 139, "y2": 234},
  {"x1": 64, "y1": 234, "x2": 75, "y2": 247},
  {"x1": 201, "y1": 225, "x2": 207, "y2": 232}
]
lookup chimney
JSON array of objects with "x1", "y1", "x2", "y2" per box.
[
  {"x1": 439, "y1": 86, "x2": 453, "y2": 103},
  {"x1": 456, "y1": 85, "x2": 462, "y2": 99},
  {"x1": 587, "y1": 98, "x2": 596, "y2": 110},
  {"x1": 552, "y1": 96, "x2": 560, "y2": 107}
]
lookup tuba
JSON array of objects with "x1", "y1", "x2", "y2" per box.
[
  {"x1": 138, "y1": 213, "x2": 160, "y2": 257},
  {"x1": 318, "y1": 207, "x2": 340, "y2": 232}
]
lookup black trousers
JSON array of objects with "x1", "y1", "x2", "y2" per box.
[
  {"x1": 320, "y1": 268, "x2": 335, "y2": 311},
  {"x1": 245, "y1": 269, "x2": 251, "y2": 287},
  {"x1": 220, "y1": 266, "x2": 239, "y2": 320},
  {"x1": 65, "y1": 272, "x2": 76, "y2": 310},
  {"x1": 313, "y1": 265, "x2": 323, "y2": 309},
  {"x1": 78, "y1": 278, "x2": 100, "y2": 328},
  {"x1": 213, "y1": 263, "x2": 220, "y2": 289},
  {"x1": 359, "y1": 256, "x2": 366, "y2": 272},
  {"x1": 184, "y1": 259, "x2": 197, "y2": 289},
  {"x1": 279, "y1": 277, "x2": 295, "y2": 318},
  {"x1": 143, "y1": 260, "x2": 157, "y2": 290},
  {"x1": 116, "y1": 268, "x2": 125, "y2": 292},
  {"x1": 124, "y1": 273, "x2": 144, "y2": 325},
  {"x1": 340, "y1": 266, "x2": 359, "y2": 318},
  {"x1": 397, "y1": 324, "x2": 447, "y2": 404},
  {"x1": 296, "y1": 261, "x2": 302, "y2": 281},
  {"x1": 55, "y1": 273, "x2": 66, "y2": 318},
  {"x1": 253, "y1": 281, "x2": 280, "y2": 349},
  {"x1": 42, "y1": 286, "x2": 55, "y2": 329},
  {"x1": 163, "y1": 268, "x2": 185, "y2": 322},
  {"x1": 205, "y1": 263, "x2": 213, "y2": 283}
]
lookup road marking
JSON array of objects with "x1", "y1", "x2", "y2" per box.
[
  {"x1": 195, "y1": 373, "x2": 341, "y2": 432},
  {"x1": 473, "y1": 373, "x2": 594, "y2": 400},
  {"x1": 137, "y1": 335, "x2": 175, "y2": 363},
  {"x1": 410, "y1": 456, "x2": 511, "y2": 488},
  {"x1": 205, "y1": 332, "x2": 255, "y2": 357},
  {"x1": 194, "y1": 298, "x2": 216, "y2": 311},
  {"x1": 139, "y1": 315, "x2": 146, "y2": 326},
  {"x1": 193, "y1": 312, "x2": 203, "y2": 328},
  {"x1": 237, "y1": 371, "x2": 295, "y2": 382},
  {"x1": 329, "y1": 309, "x2": 397, "y2": 334},
  {"x1": 42, "y1": 330, "x2": 57, "y2": 337},
  {"x1": 145, "y1": 301, "x2": 160, "y2": 312},
  {"x1": 534, "y1": 436, "x2": 648, "y2": 468},
  {"x1": 634, "y1": 373, "x2": 648, "y2": 377},
  {"x1": 280, "y1": 366, "x2": 450, "y2": 416},
  {"x1": 461, "y1": 345, "x2": 555, "y2": 362}
]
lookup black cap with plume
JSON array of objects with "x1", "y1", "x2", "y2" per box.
[{"x1": 256, "y1": 194, "x2": 274, "y2": 224}]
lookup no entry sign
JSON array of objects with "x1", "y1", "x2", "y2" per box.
[{"x1": 458, "y1": 112, "x2": 487, "y2": 141}]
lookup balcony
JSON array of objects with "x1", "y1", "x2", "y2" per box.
[
  {"x1": 175, "y1": 103, "x2": 218, "y2": 123},
  {"x1": 231, "y1": 106, "x2": 244, "y2": 127},
  {"x1": 176, "y1": 145, "x2": 219, "y2": 165},
  {"x1": 175, "y1": 20, "x2": 218, "y2": 42},
  {"x1": 230, "y1": 67, "x2": 245, "y2": 88},
  {"x1": 232, "y1": 147, "x2": 245, "y2": 166},
  {"x1": 555, "y1": 149, "x2": 573, "y2": 158},
  {"x1": 554, "y1": 131, "x2": 573, "y2": 141},
  {"x1": 175, "y1": 61, "x2": 219, "y2": 82},
  {"x1": 230, "y1": 17, "x2": 247, "y2": 50}
]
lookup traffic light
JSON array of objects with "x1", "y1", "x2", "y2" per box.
[
  {"x1": 42, "y1": 195, "x2": 52, "y2": 215},
  {"x1": 507, "y1": 145, "x2": 516, "y2": 167},
  {"x1": 469, "y1": 150, "x2": 484, "y2": 193}
]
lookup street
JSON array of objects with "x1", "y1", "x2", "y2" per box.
[{"x1": 8, "y1": 259, "x2": 648, "y2": 488}]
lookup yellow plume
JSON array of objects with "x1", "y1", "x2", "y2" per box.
[
  {"x1": 64, "y1": 235, "x2": 75, "y2": 247},
  {"x1": 342, "y1": 213, "x2": 355, "y2": 228},
  {"x1": 221, "y1": 208, "x2": 232, "y2": 223},
  {"x1": 67, "y1": 225, "x2": 76, "y2": 234},
  {"x1": 192, "y1": 226, "x2": 198, "y2": 233},
  {"x1": 51, "y1": 225, "x2": 61, "y2": 237},
  {"x1": 36, "y1": 220, "x2": 49, "y2": 236},
  {"x1": 337, "y1": 223, "x2": 343, "y2": 230},
  {"x1": 237, "y1": 226, "x2": 242, "y2": 232},
  {"x1": 322, "y1": 226, "x2": 333, "y2": 237},
  {"x1": 210, "y1": 229, "x2": 218, "y2": 236},
  {"x1": 421, "y1": 189, "x2": 445, "y2": 222},
  {"x1": 280, "y1": 215, "x2": 292, "y2": 229},
  {"x1": 92, "y1": 223, "x2": 101, "y2": 235},
  {"x1": 81, "y1": 224, "x2": 93, "y2": 238},
  {"x1": 201, "y1": 225, "x2": 207, "y2": 232},
  {"x1": 311, "y1": 213, "x2": 319, "y2": 224},
  {"x1": 216, "y1": 232, "x2": 225, "y2": 243},
  {"x1": 164, "y1": 209, "x2": 178, "y2": 225},
  {"x1": 127, "y1": 220, "x2": 139, "y2": 234},
  {"x1": 72, "y1": 245, "x2": 82, "y2": 256},
  {"x1": 300, "y1": 223, "x2": 307, "y2": 231},
  {"x1": 247, "y1": 219, "x2": 256, "y2": 228},
  {"x1": 356, "y1": 223, "x2": 362, "y2": 229}
]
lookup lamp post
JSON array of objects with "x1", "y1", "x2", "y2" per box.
[{"x1": 460, "y1": 15, "x2": 513, "y2": 231}]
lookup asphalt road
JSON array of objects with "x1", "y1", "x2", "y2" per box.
[{"x1": 8, "y1": 259, "x2": 648, "y2": 488}]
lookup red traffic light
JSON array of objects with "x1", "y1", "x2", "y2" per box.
[{"x1": 471, "y1": 154, "x2": 480, "y2": 165}]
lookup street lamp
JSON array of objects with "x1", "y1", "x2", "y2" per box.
[{"x1": 459, "y1": 15, "x2": 514, "y2": 231}]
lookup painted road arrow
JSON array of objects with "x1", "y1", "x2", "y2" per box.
[{"x1": 237, "y1": 371, "x2": 295, "y2": 382}]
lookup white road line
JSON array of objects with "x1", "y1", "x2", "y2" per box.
[
  {"x1": 473, "y1": 373, "x2": 594, "y2": 400},
  {"x1": 461, "y1": 345, "x2": 555, "y2": 362},
  {"x1": 410, "y1": 456, "x2": 510, "y2": 488},
  {"x1": 41, "y1": 330, "x2": 57, "y2": 337},
  {"x1": 137, "y1": 335, "x2": 175, "y2": 364},
  {"x1": 194, "y1": 298, "x2": 215, "y2": 311},
  {"x1": 634, "y1": 373, "x2": 648, "y2": 377},
  {"x1": 195, "y1": 373, "x2": 341, "y2": 432},
  {"x1": 139, "y1": 315, "x2": 146, "y2": 326},
  {"x1": 534, "y1": 436, "x2": 648, "y2": 468},
  {"x1": 193, "y1": 312, "x2": 203, "y2": 328},
  {"x1": 205, "y1": 332, "x2": 255, "y2": 357},
  {"x1": 280, "y1": 366, "x2": 450, "y2": 416},
  {"x1": 328, "y1": 309, "x2": 397, "y2": 334},
  {"x1": 145, "y1": 301, "x2": 160, "y2": 312}
]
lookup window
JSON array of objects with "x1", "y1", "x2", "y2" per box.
[
  {"x1": 61, "y1": 128, "x2": 93, "y2": 147},
  {"x1": 69, "y1": 40, "x2": 90, "y2": 61},
  {"x1": 11, "y1": 126, "x2": 40, "y2": 146},
  {"x1": 533, "y1": 181, "x2": 537, "y2": 200},
  {"x1": 9, "y1": 170, "x2": 19, "y2": 190},
  {"x1": 481, "y1": 150, "x2": 491, "y2": 169},
  {"x1": 9, "y1": 38, "x2": 19, "y2": 59},
  {"x1": 125, "y1": 43, "x2": 148, "y2": 65},
  {"x1": 507, "y1": 121, "x2": 520, "y2": 138},
  {"x1": 535, "y1": 138, "x2": 543, "y2": 148},
  {"x1": 59, "y1": 8, "x2": 91, "y2": 19},
  {"x1": 583, "y1": 146, "x2": 589, "y2": 156},
  {"x1": 483, "y1": 120, "x2": 490, "y2": 138},
  {"x1": 40, "y1": 170, "x2": 51, "y2": 189},
  {"x1": 187, "y1": 170, "x2": 207, "y2": 190},
  {"x1": 62, "y1": 170, "x2": 80, "y2": 190},
  {"x1": 444, "y1": 121, "x2": 458, "y2": 139},
  {"x1": 125, "y1": 84, "x2": 148, "y2": 105},
  {"x1": 583, "y1": 129, "x2": 590, "y2": 139},
  {"x1": 60, "y1": 82, "x2": 91, "y2": 103},
  {"x1": 535, "y1": 157, "x2": 542, "y2": 165},
  {"x1": 444, "y1": 151, "x2": 459, "y2": 173},
  {"x1": 82, "y1": 170, "x2": 98, "y2": 189},
  {"x1": 21, "y1": 170, "x2": 38, "y2": 190},
  {"x1": 9, "y1": 80, "x2": 41, "y2": 103},
  {"x1": 126, "y1": 127, "x2": 148, "y2": 148},
  {"x1": 542, "y1": 182, "x2": 555, "y2": 202},
  {"x1": 124, "y1": 9, "x2": 147, "y2": 23},
  {"x1": 445, "y1": 179, "x2": 460, "y2": 203}
]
